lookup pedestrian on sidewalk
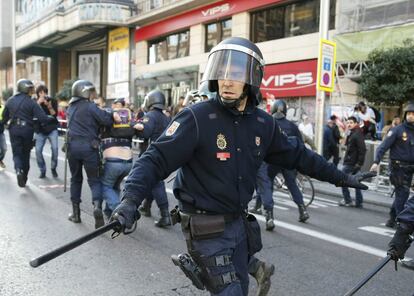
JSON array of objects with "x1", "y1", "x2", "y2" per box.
[
  {"x1": 323, "y1": 115, "x2": 341, "y2": 167},
  {"x1": 339, "y1": 116, "x2": 367, "y2": 207},
  {"x1": 0, "y1": 98, "x2": 7, "y2": 169},
  {"x1": 371, "y1": 102, "x2": 414, "y2": 228},
  {"x1": 34, "y1": 85, "x2": 59, "y2": 178}
]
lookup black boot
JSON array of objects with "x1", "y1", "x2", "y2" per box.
[
  {"x1": 93, "y1": 200, "x2": 104, "y2": 229},
  {"x1": 385, "y1": 207, "x2": 396, "y2": 228},
  {"x1": 298, "y1": 204, "x2": 309, "y2": 223},
  {"x1": 249, "y1": 198, "x2": 263, "y2": 215},
  {"x1": 68, "y1": 202, "x2": 81, "y2": 223},
  {"x1": 265, "y1": 209, "x2": 275, "y2": 231},
  {"x1": 138, "y1": 199, "x2": 152, "y2": 217},
  {"x1": 155, "y1": 207, "x2": 171, "y2": 228},
  {"x1": 17, "y1": 169, "x2": 26, "y2": 187}
]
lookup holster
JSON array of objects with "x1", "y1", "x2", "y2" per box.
[
  {"x1": 242, "y1": 213, "x2": 263, "y2": 256},
  {"x1": 390, "y1": 165, "x2": 406, "y2": 187}
]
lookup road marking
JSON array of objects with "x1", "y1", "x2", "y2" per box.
[
  {"x1": 255, "y1": 215, "x2": 411, "y2": 259},
  {"x1": 358, "y1": 226, "x2": 396, "y2": 238}
]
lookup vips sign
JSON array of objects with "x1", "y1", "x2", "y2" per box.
[{"x1": 261, "y1": 60, "x2": 317, "y2": 98}]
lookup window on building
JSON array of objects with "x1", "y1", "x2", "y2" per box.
[
  {"x1": 205, "y1": 19, "x2": 232, "y2": 52},
  {"x1": 251, "y1": 0, "x2": 336, "y2": 43},
  {"x1": 148, "y1": 30, "x2": 190, "y2": 64}
]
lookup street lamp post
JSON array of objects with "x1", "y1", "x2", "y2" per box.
[{"x1": 315, "y1": 0, "x2": 331, "y2": 155}]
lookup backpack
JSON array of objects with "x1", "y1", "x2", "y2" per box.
[
  {"x1": 370, "y1": 106, "x2": 381, "y2": 123},
  {"x1": 109, "y1": 108, "x2": 135, "y2": 138}
]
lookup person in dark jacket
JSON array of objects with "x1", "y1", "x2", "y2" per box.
[
  {"x1": 0, "y1": 99, "x2": 7, "y2": 169},
  {"x1": 323, "y1": 115, "x2": 341, "y2": 166},
  {"x1": 66, "y1": 80, "x2": 119, "y2": 229},
  {"x1": 1, "y1": 79, "x2": 54, "y2": 187},
  {"x1": 339, "y1": 116, "x2": 367, "y2": 207},
  {"x1": 109, "y1": 37, "x2": 371, "y2": 296}
]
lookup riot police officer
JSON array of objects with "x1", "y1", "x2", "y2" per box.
[
  {"x1": 135, "y1": 90, "x2": 171, "y2": 227},
  {"x1": 371, "y1": 101, "x2": 414, "y2": 228},
  {"x1": 66, "y1": 80, "x2": 117, "y2": 229},
  {"x1": 110, "y1": 37, "x2": 371, "y2": 295},
  {"x1": 269, "y1": 100, "x2": 310, "y2": 223},
  {"x1": 1, "y1": 79, "x2": 54, "y2": 187},
  {"x1": 387, "y1": 195, "x2": 414, "y2": 269}
]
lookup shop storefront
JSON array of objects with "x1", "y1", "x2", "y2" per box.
[{"x1": 261, "y1": 59, "x2": 317, "y2": 123}]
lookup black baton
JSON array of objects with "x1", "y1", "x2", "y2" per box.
[
  {"x1": 343, "y1": 256, "x2": 392, "y2": 296},
  {"x1": 30, "y1": 221, "x2": 120, "y2": 268}
]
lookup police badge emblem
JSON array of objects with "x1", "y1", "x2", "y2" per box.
[
  {"x1": 166, "y1": 121, "x2": 180, "y2": 136},
  {"x1": 403, "y1": 131, "x2": 408, "y2": 141},
  {"x1": 255, "y1": 136, "x2": 261, "y2": 146},
  {"x1": 216, "y1": 134, "x2": 227, "y2": 150}
]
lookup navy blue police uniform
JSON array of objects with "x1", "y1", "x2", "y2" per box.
[
  {"x1": 2, "y1": 88, "x2": 53, "y2": 186},
  {"x1": 110, "y1": 37, "x2": 369, "y2": 295},
  {"x1": 67, "y1": 98, "x2": 113, "y2": 205},
  {"x1": 374, "y1": 122, "x2": 414, "y2": 218}
]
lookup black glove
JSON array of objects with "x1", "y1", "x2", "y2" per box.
[
  {"x1": 336, "y1": 171, "x2": 377, "y2": 190},
  {"x1": 387, "y1": 224, "x2": 413, "y2": 260},
  {"x1": 110, "y1": 199, "x2": 140, "y2": 233},
  {"x1": 352, "y1": 164, "x2": 361, "y2": 175}
]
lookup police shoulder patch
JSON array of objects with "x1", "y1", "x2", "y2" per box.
[
  {"x1": 387, "y1": 130, "x2": 392, "y2": 137},
  {"x1": 142, "y1": 117, "x2": 150, "y2": 123},
  {"x1": 166, "y1": 121, "x2": 180, "y2": 136}
]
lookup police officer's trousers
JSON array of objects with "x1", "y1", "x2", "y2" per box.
[
  {"x1": 397, "y1": 195, "x2": 414, "y2": 225},
  {"x1": 68, "y1": 141, "x2": 102, "y2": 203},
  {"x1": 254, "y1": 163, "x2": 274, "y2": 210},
  {"x1": 268, "y1": 165, "x2": 305, "y2": 206},
  {"x1": 190, "y1": 217, "x2": 249, "y2": 296},
  {"x1": 392, "y1": 168, "x2": 413, "y2": 215},
  {"x1": 9, "y1": 126, "x2": 34, "y2": 174},
  {"x1": 145, "y1": 181, "x2": 169, "y2": 209}
]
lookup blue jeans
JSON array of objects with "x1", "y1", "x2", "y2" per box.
[
  {"x1": 35, "y1": 129, "x2": 58, "y2": 173},
  {"x1": 101, "y1": 158, "x2": 133, "y2": 214},
  {"x1": 255, "y1": 163, "x2": 274, "y2": 210},
  {"x1": 341, "y1": 164, "x2": 363, "y2": 205},
  {"x1": 190, "y1": 217, "x2": 249, "y2": 295},
  {"x1": 0, "y1": 133, "x2": 7, "y2": 161}
]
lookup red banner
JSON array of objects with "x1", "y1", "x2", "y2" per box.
[
  {"x1": 261, "y1": 59, "x2": 317, "y2": 99},
  {"x1": 135, "y1": 0, "x2": 283, "y2": 42}
]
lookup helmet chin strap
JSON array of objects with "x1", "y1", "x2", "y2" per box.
[{"x1": 219, "y1": 87, "x2": 248, "y2": 110}]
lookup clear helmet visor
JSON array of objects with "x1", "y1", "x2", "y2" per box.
[{"x1": 201, "y1": 49, "x2": 263, "y2": 87}]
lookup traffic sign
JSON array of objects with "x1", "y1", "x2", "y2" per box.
[{"x1": 317, "y1": 39, "x2": 336, "y2": 92}]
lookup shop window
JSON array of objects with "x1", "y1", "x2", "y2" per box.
[
  {"x1": 251, "y1": 0, "x2": 336, "y2": 43},
  {"x1": 205, "y1": 19, "x2": 232, "y2": 52},
  {"x1": 148, "y1": 30, "x2": 190, "y2": 64}
]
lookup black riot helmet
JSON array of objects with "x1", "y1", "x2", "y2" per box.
[
  {"x1": 404, "y1": 101, "x2": 414, "y2": 120},
  {"x1": 144, "y1": 89, "x2": 166, "y2": 111},
  {"x1": 201, "y1": 37, "x2": 265, "y2": 109},
  {"x1": 71, "y1": 80, "x2": 97, "y2": 100},
  {"x1": 271, "y1": 100, "x2": 287, "y2": 119},
  {"x1": 17, "y1": 79, "x2": 34, "y2": 94}
]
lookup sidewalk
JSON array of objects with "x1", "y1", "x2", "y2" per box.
[{"x1": 313, "y1": 180, "x2": 393, "y2": 208}]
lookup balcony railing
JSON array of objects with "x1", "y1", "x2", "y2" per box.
[{"x1": 136, "y1": 0, "x2": 185, "y2": 15}]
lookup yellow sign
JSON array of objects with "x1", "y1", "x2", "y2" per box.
[
  {"x1": 316, "y1": 39, "x2": 337, "y2": 92},
  {"x1": 108, "y1": 27, "x2": 129, "y2": 52}
]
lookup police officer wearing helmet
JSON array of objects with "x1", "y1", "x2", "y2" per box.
[
  {"x1": 1, "y1": 79, "x2": 54, "y2": 187},
  {"x1": 135, "y1": 89, "x2": 172, "y2": 227},
  {"x1": 110, "y1": 37, "x2": 371, "y2": 295},
  {"x1": 371, "y1": 101, "x2": 414, "y2": 228},
  {"x1": 66, "y1": 80, "x2": 118, "y2": 229},
  {"x1": 251, "y1": 99, "x2": 310, "y2": 225}
]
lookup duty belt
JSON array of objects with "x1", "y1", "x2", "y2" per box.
[
  {"x1": 391, "y1": 160, "x2": 414, "y2": 167},
  {"x1": 101, "y1": 137, "x2": 131, "y2": 144},
  {"x1": 11, "y1": 118, "x2": 31, "y2": 127},
  {"x1": 178, "y1": 202, "x2": 240, "y2": 223}
]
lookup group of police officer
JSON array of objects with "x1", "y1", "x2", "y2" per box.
[{"x1": 1, "y1": 37, "x2": 413, "y2": 295}]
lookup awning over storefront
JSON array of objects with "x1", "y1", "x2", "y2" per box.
[
  {"x1": 334, "y1": 23, "x2": 414, "y2": 62},
  {"x1": 260, "y1": 59, "x2": 317, "y2": 99},
  {"x1": 135, "y1": 65, "x2": 199, "y2": 87}
]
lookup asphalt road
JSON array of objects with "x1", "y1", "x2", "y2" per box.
[{"x1": 0, "y1": 135, "x2": 413, "y2": 296}]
